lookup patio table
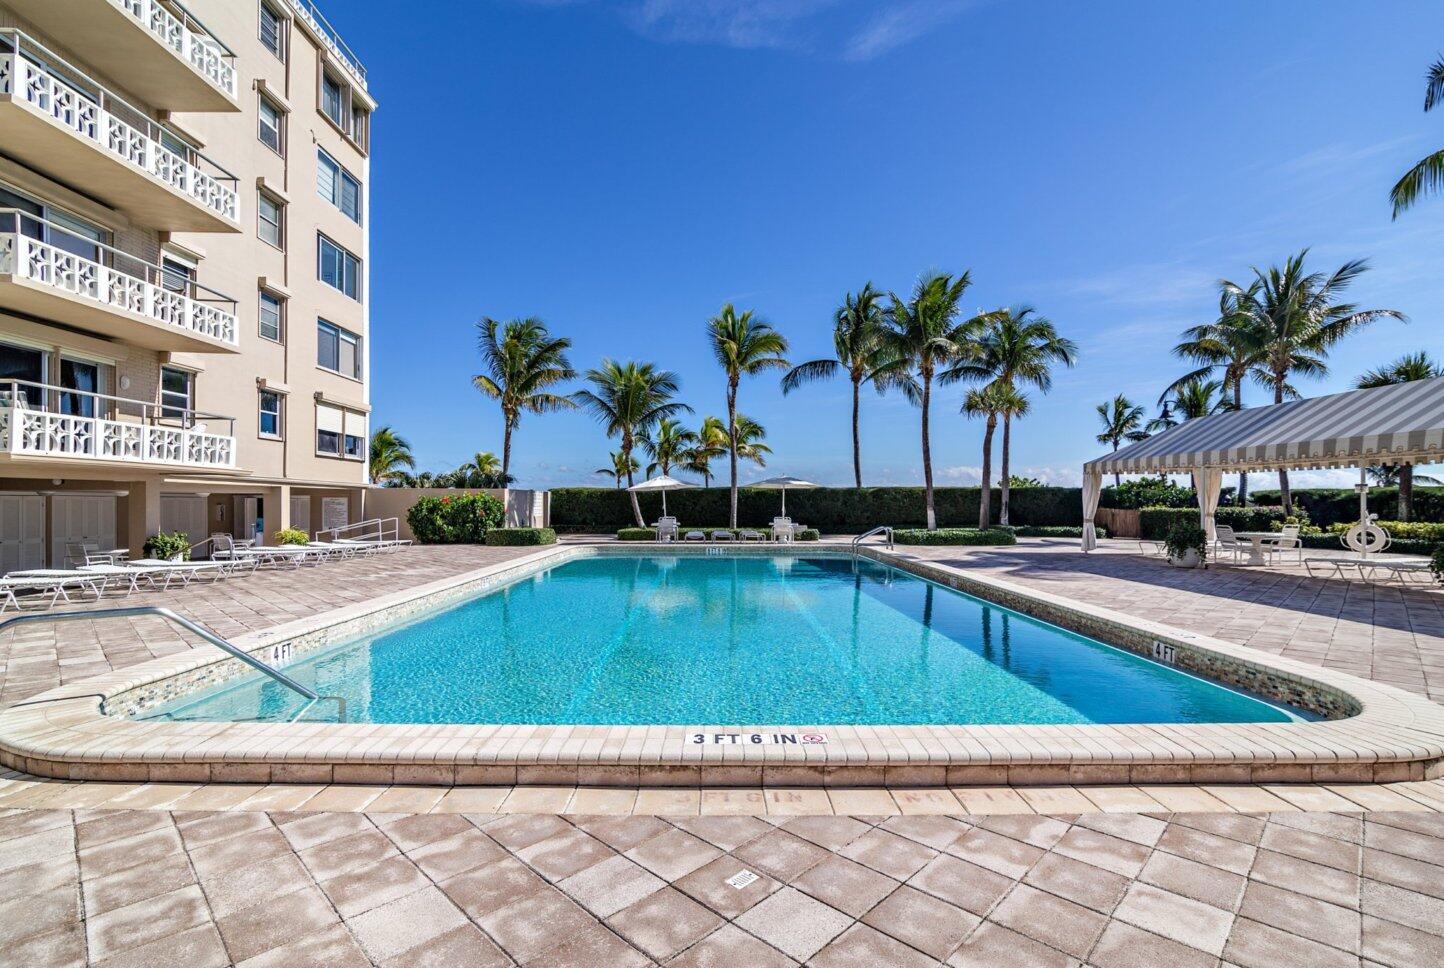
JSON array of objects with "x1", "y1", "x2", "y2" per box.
[{"x1": 1230, "y1": 531, "x2": 1280, "y2": 566}]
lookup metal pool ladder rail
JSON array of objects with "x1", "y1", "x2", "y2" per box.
[
  {"x1": 852, "y1": 526, "x2": 894, "y2": 556},
  {"x1": 0, "y1": 607, "x2": 346, "y2": 723}
]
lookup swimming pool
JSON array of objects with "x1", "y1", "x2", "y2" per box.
[{"x1": 146, "y1": 554, "x2": 1307, "y2": 726}]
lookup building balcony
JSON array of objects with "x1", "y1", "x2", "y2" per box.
[
  {"x1": 0, "y1": 380, "x2": 236, "y2": 472},
  {"x1": 294, "y1": 0, "x2": 368, "y2": 88},
  {"x1": 4, "y1": 0, "x2": 239, "y2": 112},
  {"x1": 0, "y1": 35, "x2": 241, "y2": 234},
  {"x1": 0, "y1": 210, "x2": 240, "y2": 353}
]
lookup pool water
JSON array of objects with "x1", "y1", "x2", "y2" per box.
[{"x1": 147, "y1": 555, "x2": 1307, "y2": 726}]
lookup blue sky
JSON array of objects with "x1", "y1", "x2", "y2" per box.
[{"x1": 350, "y1": 0, "x2": 1444, "y2": 488}]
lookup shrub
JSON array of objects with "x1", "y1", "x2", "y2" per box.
[
  {"x1": 1432, "y1": 546, "x2": 1444, "y2": 584},
  {"x1": 406, "y1": 492, "x2": 505, "y2": 544},
  {"x1": 1101, "y1": 476, "x2": 1195, "y2": 510},
  {"x1": 484, "y1": 527, "x2": 557, "y2": 546},
  {"x1": 893, "y1": 528, "x2": 1017, "y2": 546},
  {"x1": 1011, "y1": 525, "x2": 1106, "y2": 538},
  {"x1": 1326, "y1": 520, "x2": 1444, "y2": 542},
  {"x1": 797, "y1": 529, "x2": 821, "y2": 541},
  {"x1": 1163, "y1": 521, "x2": 1208, "y2": 562},
  {"x1": 274, "y1": 528, "x2": 310, "y2": 546},
  {"x1": 1138, "y1": 506, "x2": 1286, "y2": 539},
  {"x1": 1251, "y1": 487, "x2": 1444, "y2": 526},
  {"x1": 143, "y1": 531, "x2": 190, "y2": 561},
  {"x1": 617, "y1": 527, "x2": 658, "y2": 541},
  {"x1": 554, "y1": 486, "x2": 1085, "y2": 532}
]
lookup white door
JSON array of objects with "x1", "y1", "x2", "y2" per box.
[
  {"x1": 160, "y1": 495, "x2": 206, "y2": 546},
  {"x1": 235, "y1": 496, "x2": 260, "y2": 545},
  {"x1": 50, "y1": 495, "x2": 117, "y2": 567},
  {"x1": 0, "y1": 495, "x2": 46, "y2": 573},
  {"x1": 290, "y1": 495, "x2": 311, "y2": 536}
]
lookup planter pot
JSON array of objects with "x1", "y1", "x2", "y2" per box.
[{"x1": 1168, "y1": 548, "x2": 1202, "y2": 569}]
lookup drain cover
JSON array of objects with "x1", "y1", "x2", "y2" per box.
[{"x1": 725, "y1": 870, "x2": 760, "y2": 890}]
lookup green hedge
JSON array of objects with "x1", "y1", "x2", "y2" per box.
[
  {"x1": 1300, "y1": 533, "x2": 1438, "y2": 556},
  {"x1": 1324, "y1": 520, "x2": 1444, "y2": 542},
  {"x1": 406, "y1": 493, "x2": 505, "y2": 544},
  {"x1": 893, "y1": 528, "x2": 1017, "y2": 546},
  {"x1": 1138, "y1": 506, "x2": 1287, "y2": 540},
  {"x1": 553, "y1": 486, "x2": 1083, "y2": 532},
  {"x1": 616, "y1": 527, "x2": 821, "y2": 541},
  {"x1": 1010, "y1": 525, "x2": 1105, "y2": 538},
  {"x1": 1250, "y1": 487, "x2": 1444, "y2": 525},
  {"x1": 483, "y1": 527, "x2": 557, "y2": 546}
]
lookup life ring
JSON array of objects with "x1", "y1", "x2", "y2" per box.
[{"x1": 1342, "y1": 522, "x2": 1390, "y2": 555}]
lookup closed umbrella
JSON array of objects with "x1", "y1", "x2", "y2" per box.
[
  {"x1": 749, "y1": 476, "x2": 820, "y2": 518},
  {"x1": 627, "y1": 474, "x2": 694, "y2": 518}
]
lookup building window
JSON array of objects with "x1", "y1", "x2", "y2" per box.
[
  {"x1": 317, "y1": 319, "x2": 361, "y2": 379},
  {"x1": 258, "y1": 95, "x2": 284, "y2": 155},
  {"x1": 160, "y1": 256, "x2": 195, "y2": 295},
  {"x1": 258, "y1": 192, "x2": 284, "y2": 248},
  {"x1": 317, "y1": 235, "x2": 360, "y2": 300},
  {"x1": 259, "y1": 2, "x2": 286, "y2": 61},
  {"x1": 319, "y1": 69, "x2": 369, "y2": 150},
  {"x1": 259, "y1": 290, "x2": 284, "y2": 342},
  {"x1": 160, "y1": 366, "x2": 194, "y2": 421},
  {"x1": 259, "y1": 390, "x2": 282, "y2": 438},
  {"x1": 317, "y1": 149, "x2": 362, "y2": 223},
  {"x1": 316, "y1": 403, "x2": 342, "y2": 455}
]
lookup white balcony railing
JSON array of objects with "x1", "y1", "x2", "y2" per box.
[
  {"x1": 113, "y1": 0, "x2": 238, "y2": 99},
  {"x1": 0, "y1": 211, "x2": 239, "y2": 347},
  {"x1": 292, "y1": 0, "x2": 367, "y2": 86},
  {"x1": 0, "y1": 408, "x2": 235, "y2": 468},
  {"x1": 0, "y1": 47, "x2": 240, "y2": 225}
]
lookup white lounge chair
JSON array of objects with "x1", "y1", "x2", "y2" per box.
[
  {"x1": 683, "y1": 530, "x2": 707, "y2": 542},
  {"x1": 0, "y1": 574, "x2": 102, "y2": 612},
  {"x1": 126, "y1": 559, "x2": 232, "y2": 587},
  {"x1": 739, "y1": 529, "x2": 765, "y2": 542},
  {"x1": 712, "y1": 530, "x2": 735, "y2": 541}
]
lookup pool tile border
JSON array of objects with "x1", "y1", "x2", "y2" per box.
[{"x1": 2, "y1": 543, "x2": 1444, "y2": 787}]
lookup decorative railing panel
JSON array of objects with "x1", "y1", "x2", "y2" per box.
[
  {"x1": 1, "y1": 407, "x2": 235, "y2": 468},
  {"x1": 0, "y1": 53, "x2": 239, "y2": 224},
  {"x1": 114, "y1": 0, "x2": 237, "y2": 98},
  {"x1": 0, "y1": 233, "x2": 239, "y2": 347}
]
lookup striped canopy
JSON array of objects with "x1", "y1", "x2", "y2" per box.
[{"x1": 1086, "y1": 376, "x2": 1444, "y2": 475}]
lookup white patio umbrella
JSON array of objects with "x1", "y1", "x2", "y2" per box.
[
  {"x1": 627, "y1": 474, "x2": 695, "y2": 517},
  {"x1": 749, "y1": 476, "x2": 821, "y2": 517}
]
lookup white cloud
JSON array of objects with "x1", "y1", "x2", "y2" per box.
[
  {"x1": 843, "y1": 0, "x2": 978, "y2": 61},
  {"x1": 940, "y1": 465, "x2": 983, "y2": 484}
]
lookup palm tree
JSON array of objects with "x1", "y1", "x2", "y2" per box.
[
  {"x1": 1225, "y1": 251, "x2": 1405, "y2": 511},
  {"x1": 876, "y1": 272, "x2": 985, "y2": 530},
  {"x1": 1356, "y1": 352, "x2": 1441, "y2": 520},
  {"x1": 731, "y1": 414, "x2": 772, "y2": 470},
  {"x1": 682, "y1": 416, "x2": 730, "y2": 486},
  {"x1": 368, "y1": 426, "x2": 415, "y2": 485},
  {"x1": 472, "y1": 317, "x2": 577, "y2": 481},
  {"x1": 1390, "y1": 59, "x2": 1444, "y2": 217},
  {"x1": 781, "y1": 284, "x2": 892, "y2": 488},
  {"x1": 707, "y1": 305, "x2": 789, "y2": 527},
  {"x1": 595, "y1": 451, "x2": 639, "y2": 489},
  {"x1": 947, "y1": 306, "x2": 1077, "y2": 525},
  {"x1": 964, "y1": 382, "x2": 1029, "y2": 526},
  {"x1": 572, "y1": 360, "x2": 692, "y2": 526},
  {"x1": 455, "y1": 450, "x2": 510, "y2": 488},
  {"x1": 1167, "y1": 284, "x2": 1266, "y2": 502},
  {"x1": 1094, "y1": 395, "x2": 1148, "y2": 487},
  {"x1": 639, "y1": 417, "x2": 699, "y2": 477}
]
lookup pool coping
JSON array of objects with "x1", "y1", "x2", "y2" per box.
[{"x1": 3, "y1": 543, "x2": 1444, "y2": 788}]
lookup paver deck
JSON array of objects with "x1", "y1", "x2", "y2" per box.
[{"x1": 2, "y1": 538, "x2": 1444, "y2": 964}]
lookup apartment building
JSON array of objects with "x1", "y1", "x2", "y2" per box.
[{"x1": 0, "y1": 0, "x2": 373, "y2": 568}]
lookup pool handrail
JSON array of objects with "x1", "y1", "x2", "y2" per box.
[
  {"x1": 0, "y1": 606, "x2": 345, "y2": 722},
  {"x1": 852, "y1": 526, "x2": 894, "y2": 555}
]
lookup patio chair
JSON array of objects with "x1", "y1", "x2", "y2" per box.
[
  {"x1": 683, "y1": 530, "x2": 707, "y2": 542},
  {"x1": 712, "y1": 530, "x2": 736, "y2": 541},
  {"x1": 654, "y1": 517, "x2": 679, "y2": 542},
  {"x1": 772, "y1": 517, "x2": 795, "y2": 543},
  {"x1": 738, "y1": 529, "x2": 765, "y2": 542},
  {"x1": 1259, "y1": 525, "x2": 1303, "y2": 564},
  {"x1": 1213, "y1": 525, "x2": 1245, "y2": 563},
  {"x1": 65, "y1": 542, "x2": 100, "y2": 568}
]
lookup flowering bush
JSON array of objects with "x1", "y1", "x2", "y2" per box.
[
  {"x1": 406, "y1": 493, "x2": 505, "y2": 543},
  {"x1": 143, "y1": 531, "x2": 191, "y2": 561},
  {"x1": 274, "y1": 528, "x2": 310, "y2": 546}
]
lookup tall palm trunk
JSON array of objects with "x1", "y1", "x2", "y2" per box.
[
  {"x1": 727, "y1": 378, "x2": 739, "y2": 528},
  {"x1": 1112, "y1": 442, "x2": 1121, "y2": 488},
  {"x1": 1000, "y1": 415, "x2": 1013, "y2": 526},
  {"x1": 978, "y1": 414, "x2": 997, "y2": 528},
  {"x1": 1272, "y1": 381, "x2": 1291, "y2": 512},
  {"x1": 623, "y1": 433, "x2": 644, "y2": 527},
  {"x1": 921, "y1": 370, "x2": 936, "y2": 530},
  {"x1": 1232, "y1": 379, "x2": 1248, "y2": 505},
  {"x1": 851, "y1": 375, "x2": 863, "y2": 490},
  {"x1": 502, "y1": 419, "x2": 513, "y2": 481},
  {"x1": 1400, "y1": 465, "x2": 1415, "y2": 522}
]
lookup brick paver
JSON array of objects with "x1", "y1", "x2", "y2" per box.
[{"x1": 3, "y1": 804, "x2": 1442, "y2": 965}]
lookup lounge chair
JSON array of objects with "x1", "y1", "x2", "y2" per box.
[
  {"x1": 739, "y1": 529, "x2": 765, "y2": 542},
  {"x1": 712, "y1": 530, "x2": 735, "y2": 541},
  {"x1": 126, "y1": 559, "x2": 232, "y2": 587},
  {"x1": 683, "y1": 530, "x2": 707, "y2": 542},
  {"x1": 0, "y1": 574, "x2": 102, "y2": 612}
]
